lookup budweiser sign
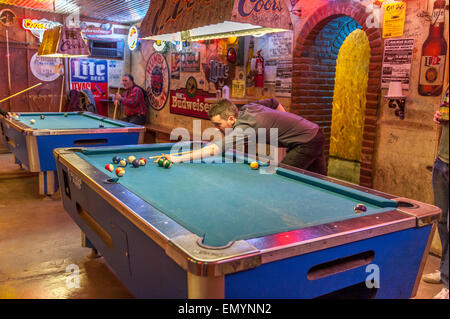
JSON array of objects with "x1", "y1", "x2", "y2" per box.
[{"x1": 22, "y1": 18, "x2": 61, "y2": 41}]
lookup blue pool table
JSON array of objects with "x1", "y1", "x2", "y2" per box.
[
  {"x1": 53, "y1": 143, "x2": 441, "y2": 299},
  {"x1": 0, "y1": 111, "x2": 145, "y2": 195}
]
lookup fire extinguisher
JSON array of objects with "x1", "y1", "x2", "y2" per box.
[{"x1": 254, "y1": 49, "x2": 264, "y2": 88}]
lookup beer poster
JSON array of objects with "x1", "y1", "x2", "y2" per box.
[
  {"x1": 382, "y1": 1, "x2": 407, "y2": 38},
  {"x1": 70, "y1": 58, "x2": 108, "y2": 99}
]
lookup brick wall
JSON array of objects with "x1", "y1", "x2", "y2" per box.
[{"x1": 292, "y1": 1, "x2": 383, "y2": 188}]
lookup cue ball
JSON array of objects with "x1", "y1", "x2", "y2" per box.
[
  {"x1": 30, "y1": 119, "x2": 35, "y2": 124},
  {"x1": 115, "y1": 167, "x2": 125, "y2": 177},
  {"x1": 105, "y1": 164, "x2": 114, "y2": 172},
  {"x1": 132, "y1": 159, "x2": 140, "y2": 168},
  {"x1": 119, "y1": 159, "x2": 127, "y2": 167},
  {"x1": 354, "y1": 204, "x2": 367, "y2": 214},
  {"x1": 40, "y1": 115, "x2": 45, "y2": 119},
  {"x1": 250, "y1": 161, "x2": 259, "y2": 170},
  {"x1": 128, "y1": 155, "x2": 136, "y2": 164}
]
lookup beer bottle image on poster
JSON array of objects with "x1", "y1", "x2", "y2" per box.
[{"x1": 418, "y1": 0, "x2": 447, "y2": 96}]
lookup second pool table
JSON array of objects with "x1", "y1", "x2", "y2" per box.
[{"x1": 0, "y1": 111, "x2": 145, "y2": 195}]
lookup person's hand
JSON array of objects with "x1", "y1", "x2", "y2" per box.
[
  {"x1": 114, "y1": 93, "x2": 122, "y2": 102},
  {"x1": 433, "y1": 110, "x2": 442, "y2": 124}
]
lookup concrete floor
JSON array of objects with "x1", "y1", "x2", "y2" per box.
[{"x1": 0, "y1": 152, "x2": 445, "y2": 299}]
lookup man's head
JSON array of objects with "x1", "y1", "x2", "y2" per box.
[
  {"x1": 122, "y1": 74, "x2": 135, "y2": 90},
  {"x1": 208, "y1": 99, "x2": 238, "y2": 133}
]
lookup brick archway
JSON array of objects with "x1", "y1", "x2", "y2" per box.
[{"x1": 291, "y1": 1, "x2": 383, "y2": 188}]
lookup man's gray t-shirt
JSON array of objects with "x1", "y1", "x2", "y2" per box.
[{"x1": 215, "y1": 98, "x2": 319, "y2": 152}]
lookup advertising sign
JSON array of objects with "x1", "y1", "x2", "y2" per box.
[{"x1": 70, "y1": 58, "x2": 108, "y2": 99}]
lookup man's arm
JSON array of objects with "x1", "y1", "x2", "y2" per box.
[
  {"x1": 165, "y1": 143, "x2": 221, "y2": 163},
  {"x1": 256, "y1": 97, "x2": 286, "y2": 112}
]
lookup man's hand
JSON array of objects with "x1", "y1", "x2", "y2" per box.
[
  {"x1": 433, "y1": 111, "x2": 443, "y2": 124},
  {"x1": 114, "y1": 93, "x2": 122, "y2": 102}
]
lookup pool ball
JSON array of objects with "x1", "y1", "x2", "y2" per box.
[
  {"x1": 162, "y1": 159, "x2": 172, "y2": 169},
  {"x1": 40, "y1": 115, "x2": 45, "y2": 119},
  {"x1": 105, "y1": 164, "x2": 114, "y2": 172},
  {"x1": 115, "y1": 167, "x2": 125, "y2": 177},
  {"x1": 139, "y1": 158, "x2": 147, "y2": 166},
  {"x1": 30, "y1": 119, "x2": 35, "y2": 124},
  {"x1": 157, "y1": 157, "x2": 167, "y2": 166},
  {"x1": 119, "y1": 159, "x2": 127, "y2": 167},
  {"x1": 250, "y1": 161, "x2": 259, "y2": 170},
  {"x1": 132, "y1": 159, "x2": 140, "y2": 168},
  {"x1": 64, "y1": 113, "x2": 68, "y2": 117},
  {"x1": 112, "y1": 156, "x2": 121, "y2": 164},
  {"x1": 128, "y1": 155, "x2": 136, "y2": 164},
  {"x1": 99, "y1": 124, "x2": 104, "y2": 128},
  {"x1": 354, "y1": 204, "x2": 367, "y2": 214}
]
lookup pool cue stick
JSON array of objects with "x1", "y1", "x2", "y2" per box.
[
  {"x1": 148, "y1": 150, "x2": 194, "y2": 160},
  {"x1": 0, "y1": 82, "x2": 43, "y2": 103},
  {"x1": 6, "y1": 29, "x2": 12, "y2": 111},
  {"x1": 58, "y1": 75, "x2": 65, "y2": 112},
  {"x1": 113, "y1": 75, "x2": 124, "y2": 119}
]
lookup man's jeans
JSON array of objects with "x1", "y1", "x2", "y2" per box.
[{"x1": 432, "y1": 157, "x2": 449, "y2": 289}]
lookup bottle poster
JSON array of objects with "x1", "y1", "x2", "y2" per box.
[{"x1": 382, "y1": 1, "x2": 407, "y2": 38}]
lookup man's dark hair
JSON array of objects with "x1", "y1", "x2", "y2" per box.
[{"x1": 208, "y1": 98, "x2": 238, "y2": 120}]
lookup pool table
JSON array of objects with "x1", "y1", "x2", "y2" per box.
[
  {"x1": 0, "y1": 111, "x2": 145, "y2": 195},
  {"x1": 53, "y1": 142, "x2": 441, "y2": 299}
]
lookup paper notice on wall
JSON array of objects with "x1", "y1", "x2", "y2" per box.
[
  {"x1": 381, "y1": 38, "x2": 414, "y2": 90},
  {"x1": 275, "y1": 59, "x2": 292, "y2": 97},
  {"x1": 108, "y1": 60, "x2": 125, "y2": 88},
  {"x1": 267, "y1": 32, "x2": 293, "y2": 59},
  {"x1": 382, "y1": 1, "x2": 407, "y2": 38}
]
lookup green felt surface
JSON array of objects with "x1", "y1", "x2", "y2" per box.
[
  {"x1": 77, "y1": 146, "x2": 398, "y2": 247},
  {"x1": 16, "y1": 113, "x2": 123, "y2": 130}
]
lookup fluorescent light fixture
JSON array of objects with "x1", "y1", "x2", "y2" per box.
[{"x1": 142, "y1": 21, "x2": 288, "y2": 42}]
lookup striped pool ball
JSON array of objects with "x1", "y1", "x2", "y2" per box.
[
  {"x1": 115, "y1": 167, "x2": 125, "y2": 177},
  {"x1": 163, "y1": 159, "x2": 172, "y2": 169},
  {"x1": 132, "y1": 159, "x2": 140, "y2": 168},
  {"x1": 112, "y1": 156, "x2": 121, "y2": 164},
  {"x1": 128, "y1": 155, "x2": 136, "y2": 164},
  {"x1": 354, "y1": 204, "x2": 367, "y2": 214},
  {"x1": 139, "y1": 158, "x2": 147, "y2": 166},
  {"x1": 119, "y1": 159, "x2": 127, "y2": 167},
  {"x1": 105, "y1": 164, "x2": 114, "y2": 172},
  {"x1": 40, "y1": 115, "x2": 45, "y2": 119},
  {"x1": 158, "y1": 157, "x2": 167, "y2": 166}
]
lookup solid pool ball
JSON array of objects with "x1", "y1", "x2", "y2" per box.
[
  {"x1": 119, "y1": 159, "x2": 127, "y2": 167},
  {"x1": 354, "y1": 204, "x2": 367, "y2": 214},
  {"x1": 250, "y1": 161, "x2": 259, "y2": 170},
  {"x1": 40, "y1": 115, "x2": 45, "y2": 119},
  {"x1": 128, "y1": 155, "x2": 136, "y2": 164},
  {"x1": 64, "y1": 113, "x2": 68, "y2": 117},
  {"x1": 30, "y1": 119, "x2": 35, "y2": 124},
  {"x1": 99, "y1": 124, "x2": 104, "y2": 128},
  {"x1": 112, "y1": 156, "x2": 121, "y2": 164},
  {"x1": 105, "y1": 164, "x2": 114, "y2": 172},
  {"x1": 132, "y1": 159, "x2": 140, "y2": 168},
  {"x1": 162, "y1": 159, "x2": 172, "y2": 169},
  {"x1": 115, "y1": 167, "x2": 125, "y2": 177},
  {"x1": 139, "y1": 158, "x2": 147, "y2": 166},
  {"x1": 157, "y1": 157, "x2": 167, "y2": 166}
]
